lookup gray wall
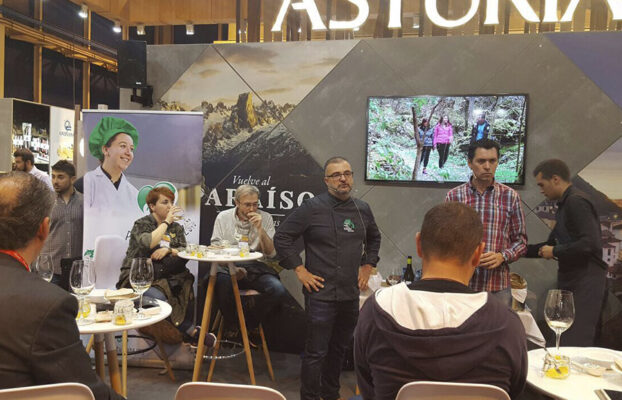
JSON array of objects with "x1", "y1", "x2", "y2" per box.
[{"x1": 133, "y1": 34, "x2": 622, "y2": 318}]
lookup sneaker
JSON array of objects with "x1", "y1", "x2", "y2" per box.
[{"x1": 185, "y1": 326, "x2": 217, "y2": 349}]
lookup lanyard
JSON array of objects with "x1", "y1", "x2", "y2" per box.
[{"x1": 0, "y1": 249, "x2": 30, "y2": 272}]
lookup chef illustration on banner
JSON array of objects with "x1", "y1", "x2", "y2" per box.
[{"x1": 83, "y1": 116, "x2": 144, "y2": 257}]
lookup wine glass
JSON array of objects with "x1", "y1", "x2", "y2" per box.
[
  {"x1": 70, "y1": 260, "x2": 96, "y2": 325},
  {"x1": 386, "y1": 267, "x2": 402, "y2": 286},
  {"x1": 544, "y1": 289, "x2": 575, "y2": 354},
  {"x1": 33, "y1": 254, "x2": 54, "y2": 282},
  {"x1": 130, "y1": 258, "x2": 154, "y2": 320}
]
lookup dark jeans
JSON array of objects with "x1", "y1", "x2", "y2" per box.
[
  {"x1": 437, "y1": 142, "x2": 451, "y2": 168},
  {"x1": 145, "y1": 287, "x2": 194, "y2": 333},
  {"x1": 301, "y1": 297, "x2": 359, "y2": 400},
  {"x1": 215, "y1": 267, "x2": 286, "y2": 329},
  {"x1": 420, "y1": 146, "x2": 433, "y2": 168}
]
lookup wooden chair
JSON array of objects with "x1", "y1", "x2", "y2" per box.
[
  {"x1": 0, "y1": 383, "x2": 95, "y2": 400},
  {"x1": 207, "y1": 289, "x2": 275, "y2": 382},
  {"x1": 175, "y1": 382, "x2": 285, "y2": 400},
  {"x1": 396, "y1": 381, "x2": 511, "y2": 400}
]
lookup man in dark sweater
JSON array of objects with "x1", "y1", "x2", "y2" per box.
[
  {"x1": 355, "y1": 202, "x2": 527, "y2": 400},
  {"x1": 527, "y1": 158, "x2": 607, "y2": 346},
  {"x1": 275, "y1": 156, "x2": 381, "y2": 400}
]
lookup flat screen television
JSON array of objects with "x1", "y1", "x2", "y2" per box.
[{"x1": 365, "y1": 95, "x2": 528, "y2": 185}]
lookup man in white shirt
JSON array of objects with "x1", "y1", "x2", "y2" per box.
[
  {"x1": 13, "y1": 148, "x2": 53, "y2": 191},
  {"x1": 211, "y1": 184, "x2": 287, "y2": 335}
]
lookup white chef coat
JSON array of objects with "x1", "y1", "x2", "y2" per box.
[{"x1": 83, "y1": 166, "x2": 144, "y2": 257}]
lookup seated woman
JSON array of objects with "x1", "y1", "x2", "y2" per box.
[{"x1": 117, "y1": 186, "x2": 213, "y2": 346}]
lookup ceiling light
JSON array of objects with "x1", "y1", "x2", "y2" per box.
[
  {"x1": 113, "y1": 21, "x2": 122, "y2": 33},
  {"x1": 413, "y1": 15, "x2": 421, "y2": 29},
  {"x1": 136, "y1": 24, "x2": 146, "y2": 36},
  {"x1": 186, "y1": 24, "x2": 194, "y2": 35},
  {"x1": 78, "y1": 4, "x2": 88, "y2": 19},
  {"x1": 297, "y1": 27, "x2": 302, "y2": 33}
]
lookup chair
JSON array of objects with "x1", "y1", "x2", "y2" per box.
[
  {"x1": 93, "y1": 234, "x2": 128, "y2": 289},
  {"x1": 0, "y1": 383, "x2": 95, "y2": 400},
  {"x1": 207, "y1": 289, "x2": 275, "y2": 382},
  {"x1": 92, "y1": 234, "x2": 176, "y2": 383},
  {"x1": 395, "y1": 381, "x2": 511, "y2": 400},
  {"x1": 175, "y1": 382, "x2": 285, "y2": 400}
]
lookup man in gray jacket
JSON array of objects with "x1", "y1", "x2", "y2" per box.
[{"x1": 0, "y1": 172, "x2": 124, "y2": 400}]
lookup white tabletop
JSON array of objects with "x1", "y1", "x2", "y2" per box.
[
  {"x1": 177, "y1": 250, "x2": 263, "y2": 263},
  {"x1": 527, "y1": 347, "x2": 622, "y2": 400},
  {"x1": 79, "y1": 295, "x2": 172, "y2": 335}
]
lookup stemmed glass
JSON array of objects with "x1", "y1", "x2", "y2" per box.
[
  {"x1": 386, "y1": 266, "x2": 402, "y2": 286},
  {"x1": 130, "y1": 258, "x2": 154, "y2": 320},
  {"x1": 33, "y1": 254, "x2": 54, "y2": 282},
  {"x1": 70, "y1": 260, "x2": 96, "y2": 325},
  {"x1": 544, "y1": 289, "x2": 575, "y2": 354}
]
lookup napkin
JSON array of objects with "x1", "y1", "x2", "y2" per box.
[{"x1": 511, "y1": 288, "x2": 527, "y2": 304}]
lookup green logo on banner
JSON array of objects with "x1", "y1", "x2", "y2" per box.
[{"x1": 137, "y1": 181, "x2": 178, "y2": 212}]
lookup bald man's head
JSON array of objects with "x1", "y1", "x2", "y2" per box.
[{"x1": 0, "y1": 172, "x2": 54, "y2": 250}]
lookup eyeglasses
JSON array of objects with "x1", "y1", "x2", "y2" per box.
[
  {"x1": 325, "y1": 171, "x2": 354, "y2": 179},
  {"x1": 241, "y1": 202, "x2": 259, "y2": 208}
]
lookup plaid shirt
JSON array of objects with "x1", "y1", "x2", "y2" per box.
[{"x1": 445, "y1": 179, "x2": 527, "y2": 292}]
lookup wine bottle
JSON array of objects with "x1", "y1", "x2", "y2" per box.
[{"x1": 403, "y1": 256, "x2": 415, "y2": 283}]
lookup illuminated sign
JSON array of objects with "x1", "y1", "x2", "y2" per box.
[{"x1": 272, "y1": 0, "x2": 622, "y2": 30}]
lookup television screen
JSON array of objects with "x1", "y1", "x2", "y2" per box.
[{"x1": 366, "y1": 95, "x2": 528, "y2": 185}]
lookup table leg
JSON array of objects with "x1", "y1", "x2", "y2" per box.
[
  {"x1": 156, "y1": 339, "x2": 176, "y2": 381},
  {"x1": 192, "y1": 262, "x2": 218, "y2": 381},
  {"x1": 94, "y1": 334, "x2": 105, "y2": 380},
  {"x1": 122, "y1": 331, "x2": 128, "y2": 397},
  {"x1": 230, "y1": 266, "x2": 256, "y2": 385},
  {"x1": 104, "y1": 333, "x2": 122, "y2": 395},
  {"x1": 85, "y1": 334, "x2": 94, "y2": 354}
]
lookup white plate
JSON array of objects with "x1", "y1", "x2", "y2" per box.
[
  {"x1": 585, "y1": 349, "x2": 620, "y2": 368},
  {"x1": 612, "y1": 361, "x2": 622, "y2": 375}
]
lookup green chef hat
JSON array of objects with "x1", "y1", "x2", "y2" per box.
[{"x1": 88, "y1": 117, "x2": 139, "y2": 160}]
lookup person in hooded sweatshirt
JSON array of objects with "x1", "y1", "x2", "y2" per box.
[{"x1": 354, "y1": 202, "x2": 527, "y2": 400}]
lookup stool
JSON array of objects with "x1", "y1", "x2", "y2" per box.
[{"x1": 207, "y1": 290, "x2": 275, "y2": 382}]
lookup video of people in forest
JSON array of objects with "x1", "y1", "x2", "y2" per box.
[{"x1": 365, "y1": 95, "x2": 528, "y2": 185}]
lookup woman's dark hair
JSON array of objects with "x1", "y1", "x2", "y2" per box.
[
  {"x1": 418, "y1": 118, "x2": 429, "y2": 130},
  {"x1": 438, "y1": 115, "x2": 451, "y2": 126}
]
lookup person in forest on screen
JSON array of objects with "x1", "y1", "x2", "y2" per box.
[{"x1": 433, "y1": 115, "x2": 453, "y2": 169}]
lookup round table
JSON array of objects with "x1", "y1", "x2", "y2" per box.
[
  {"x1": 80, "y1": 291, "x2": 172, "y2": 397},
  {"x1": 177, "y1": 250, "x2": 264, "y2": 384},
  {"x1": 527, "y1": 347, "x2": 622, "y2": 399}
]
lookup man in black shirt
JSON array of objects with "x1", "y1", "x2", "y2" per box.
[
  {"x1": 355, "y1": 202, "x2": 527, "y2": 400},
  {"x1": 274, "y1": 156, "x2": 381, "y2": 400},
  {"x1": 527, "y1": 159, "x2": 607, "y2": 346}
]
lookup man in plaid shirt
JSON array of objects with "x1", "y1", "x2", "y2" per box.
[{"x1": 445, "y1": 139, "x2": 527, "y2": 303}]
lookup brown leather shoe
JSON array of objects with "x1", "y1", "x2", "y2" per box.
[{"x1": 139, "y1": 320, "x2": 183, "y2": 344}]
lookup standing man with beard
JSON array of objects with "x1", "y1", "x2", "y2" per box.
[
  {"x1": 43, "y1": 160, "x2": 83, "y2": 287},
  {"x1": 274, "y1": 156, "x2": 382, "y2": 400}
]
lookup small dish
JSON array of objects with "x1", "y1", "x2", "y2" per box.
[
  {"x1": 585, "y1": 349, "x2": 621, "y2": 368},
  {"x1": 223, "y1": 248, "x2": 240, "y2": 256}
]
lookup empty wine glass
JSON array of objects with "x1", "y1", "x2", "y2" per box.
[
  {"x1": 130, "y1": 258, "x2": 154, "y2": 320},
  {"x1": 33, "y1": 254, "x2": 54, "y2": 282},
  {"x1": 70, "y1": 260, "x2": 96, "y2": 326},
  {"x1": 544, "y1": 289, "x2": 575, "y2": 354}
]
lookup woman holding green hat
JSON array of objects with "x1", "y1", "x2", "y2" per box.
[{"x1": 83, "y1": 116, "x2": 143, "y2": 262}]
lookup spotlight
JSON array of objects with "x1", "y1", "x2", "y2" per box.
[
  {"x1": 136, "y1": 24, "x2": 146, "y2": 36},
  {"x1": 186, "y1": 24, "x2": 194, "y2": 35},
  {"x1": 113, "y1": 21, "x2": 122, "y2": 33},
  {"x1": 78, "y1": 4, "x2": 88, "y2": 19},
  {"x1": 297, "y1": 27, "x2": 302, "y2": 33}
]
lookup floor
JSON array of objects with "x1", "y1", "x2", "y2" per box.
[
  {"x1": 121, "y1": 349, "x2": 550, "y2": 400},
  {"x1": 125, "y1": 350, "x2": 358, "y2": 399}
]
